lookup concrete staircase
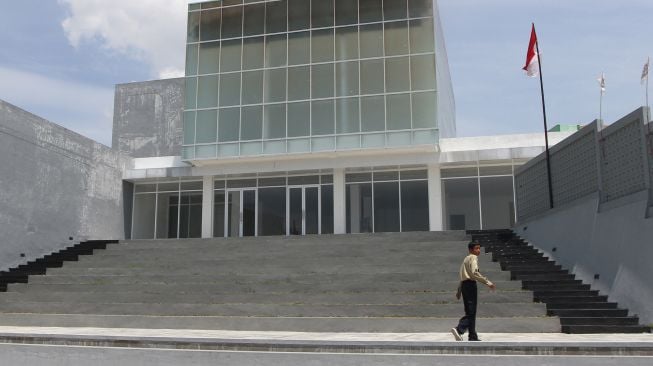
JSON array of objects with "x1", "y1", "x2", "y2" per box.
[
  {"x1": 0, "y1": 232, "x2": 559, "y2": 332},
  {"x1": 470, "y1": 229, "x2": 651, "y2": 334}
]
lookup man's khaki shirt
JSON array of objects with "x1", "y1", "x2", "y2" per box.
[{"x1": 459, "y1": 254, "x2": 493, "y2": 286}]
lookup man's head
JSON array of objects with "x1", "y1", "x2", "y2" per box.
[{"x1": 468, "y1": 241, "x2": 481, "y2": 256}]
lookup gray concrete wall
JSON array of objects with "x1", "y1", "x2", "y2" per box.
[
  {"x1": 515, "y1": 193, "x2": 653, "y2": 325},
  {"x1": 112, "y1": 78, "x2": 184, "y2": 158},
  {"x1": 0, "y1": 99, "x2": 127, "y2": 271}
]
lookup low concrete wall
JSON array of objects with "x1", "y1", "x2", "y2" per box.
[
  {"x1": 515, "y1": 193, "x2": 653, "y2": 325},
  {"x1": 0, "y1": 100, "x2": 127, "y2": 271}
]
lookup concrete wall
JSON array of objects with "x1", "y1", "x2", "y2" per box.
[
  {"x1": 112, "y1": 78, "x2": 184, "y2": 158},
  {"x1": 0, "y1": 99, "x2": 127, "y2": 271},
  {"x1": 513, "y1": 107, "x2": 653, "y2": 325}
]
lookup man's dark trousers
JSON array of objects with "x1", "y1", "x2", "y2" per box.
[{"x1": 456, "y1": 280, "x2": 478, "y2": 340}]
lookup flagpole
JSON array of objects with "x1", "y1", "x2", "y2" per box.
[
  {"x1": 599, "y1": 85, "x2": 603, "y2": 122},
  {"x1": 533, "y1": 24, "x2": 554, "y2": 209}
]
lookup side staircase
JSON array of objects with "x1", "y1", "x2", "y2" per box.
[
  {"x1": 0, "y1": 232, "x2": 559, "y2": 333},
  {"x1": 470, "y1": 229, "x2": 651, "y2": 334}
]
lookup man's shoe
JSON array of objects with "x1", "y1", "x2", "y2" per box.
[
  {"x1": 468, "y1": 338, "x2": 481, "y2": 341},
  {"x1": 450, "y1": 327, "x2": 463, "y2": 341}
]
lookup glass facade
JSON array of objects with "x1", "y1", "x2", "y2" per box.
[{"x1": 183, "y1": 0, "x2": 440, "y2": 160}]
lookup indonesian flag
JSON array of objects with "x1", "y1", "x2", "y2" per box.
[
  {"x1": 598, "y1": 73, "x2": 606, "y2": 93},
  {"x1": 642, "y1": 58, "x2": 649, "y2": 85},
  {"x1": 523, "y1": 24, "x2": 539, "y2": 77}
]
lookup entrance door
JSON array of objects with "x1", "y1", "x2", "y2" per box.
[
  {"x1": 288, "y1": 186, "x2": 320, "y2": 235},
  {"x1": 226, "y1": 189, "x2": 257, "y2": 237}
]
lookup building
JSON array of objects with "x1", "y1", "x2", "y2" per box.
[{"x1": 118, "y1": 0, "x2": 574, "y2": 240}]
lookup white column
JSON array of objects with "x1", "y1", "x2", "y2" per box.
[
  {"x1": 201, "y1": 175, "x2": 214, "y2": 238},
  {"x1": 333, "y1": 168, "x2": 346, "y2": 234},
  {"x1": 428, "y1": 164, "x2": 443, "y2": 231}
]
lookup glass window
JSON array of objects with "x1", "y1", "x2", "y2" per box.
[
  {"x1": 242, "y1": 37, "x2": 264, "y2": 70},
  {"x1": 412, "y1": 91, "x2": 436, "y2": 128},
  {"x1": 386, "y1": 93, "x2": 411, "y2": 130},
  {"x1": 336, "y1": 61, "x2": 359, "y2": 97},
  {"x1": 179, "y1": 192, "x2": 202, "y2": 238},
  {"x1": 311, "y1": 99, "x2": 335, "y2": 135},
  {"x1": 361, "y1": 96, "x2": 385, "y2": 132},
  {"x1": 335, "y1": 26, "x2": 359, "y2": 61},
  {"x1": 219, "y1": 73, "x2": 241, "y2": 106},
  {"x1": 360, "y1": 59, "x2": 384, "y2": 95},
  {"x1": 133, "y1": 194, "x2": 155, "y2": 239},
  {"x1": 312, "y1": 29, "x2": 334, "y2": 62},
  {"x1": 321, "y1": 185, "x2": 334, "y2": 234},
  {"x1": 410, "y1": 18, "x2": 435, "y2": 53},
  {"x1": 401, "y1": 170, "x2": 427, "y2": 180},
  {"x1": 289, "y1": 0, "x2": 310, "y2": 30},
  {"x1": 359, "y1": 0, "x2": 382, "y2": 23},
  {"x1": 480, "y1": 165, "x2": 513, "y2": 176},
  {"x1": 242, "y1": 70, "x2": 263, "y2": 104},
  {"x1": 287, "y1": 102, "x2": 311, "y2": 137},
  {"x1": 409, "y1": 0, "x2": 432, "y2": 18},
  {"x1": 311, "y1": 0, "x2": 334, "y2": 28},
  {"x1": 195, "y1": 110, "x2": 218, "y2": 143},
  {"x1": 266, "y1": 0, "x2": 287, "y2": 33},
  {"x1": 481, "y1": 176, "x2": 515, "y2": 229},
  {"x1": 336, "y1": 0, "x2": 358, "y2": 25},
  {"x1": 359, "y1": 23, "x2": 384, "y2": 58},
  {"x1": 264, "y1": 68, "x2": 287, "y2": 103},
  {"x1": 218, "y1": 107, "x2": 240, "y2": 142},
  {"x1": 288, "y1": 66, "x2": 310, "y2": 101},
  {"x1": 185, "y1": 77, "x2": 197, "y2": 109},
  {"x1": 441, "y1": 167, "x2": 478, "y2": 178},
  {"x1": 374, "y1": 171, "x2": 399, "y2": 181},
  {"x1": 374, "y1": 182, "x2": 400, "y2": 232},
  {"x1": 213, "y1": 191, "x2": 225, "y2": 237},
  {"x1": 241, "y1": 105, "x2": 263, "y2": 140},
  {"x1": 401, "y1": 180, "x2": 429, "y2": 231},
  {"x1": 265, "y1": 34, "x2": 287, "y2": 67},
  {"x1": 243, "y1": 3, "x2": 265, "y2": 36},
  {"x1": 197, "y1": 75, "x2": 219, "y2": 108},
  {"x1": 183, "y1": 111, "x2": 196, "y2": 144},
  {"x1": 264, "y1": 104, "x2": 286, "y2": 139},
  {"x1": 223, "y1": 0, "x2": 243, "y2": 6},
  {"x1": 346, "y1": 183, "x2": 373, "y2": 233},
  {"x1": 288, "y1": 31, "x2": 310, "y2": 65},
  {"x1": 336, "y1": 98, "x2": 360, "y2": 134},
  {"x1": 411, "y1": 54, "x2": 436, "y2": 90},
  {"x1": 346, "y1": 173, "x2": 372, "y2": 183},
  {"x1": 187, "y1": 11, "x2": 200, "y2": 42},
  {"x1": 443, "y1": 178, "x2": 480, "y2": 230},
  {"x1": 384, "y1": 21, "x2": 409, "y2": 56},
  {"x1": 311, "y1": 63, "x2": 334, "y2": 98},
  {"x1": 384, "y1": 0, "x2": 408, "y2": 21},
  {"x1": 202, "y1": 1, "x2": 222, "y2": 9},
  {"x1": 385, "y1": 57, "x2": 410, "y2": 92},
  {"x1": 199, "y1": 9, "x2": 220, "y2": 41},
  {"x1": 156, "y1": 192, "x2": 178, "y2": 239},
  {"x1": 198, "y1": 41, "x2": 220, "y2": 74},
  {"x1": 186, "y1": 44, "x2": 198, "y2": 76},
  {"x1": 221, "y1": 6, "x2": 243, "y2": 39},
  {"x1": 220, "y1": 39, "x2": 242, "y2": 72},
  {"x1": 258, "y1": 187, "x2": 286, "y2": 236}
]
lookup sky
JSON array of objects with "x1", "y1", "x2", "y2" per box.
[{"x1": 0, "y1": 0, "x2": 651, "y2": 147}]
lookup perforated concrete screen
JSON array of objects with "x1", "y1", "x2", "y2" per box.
[
  {"x1": 515, "y1": 158, "x2": 549, "y2": 222},
  {"x1": 600, "y1": 118, "x2": 646, "y2": 203},
  {"x1": 550, "y1": 129, "x2": 598, "y2": 206}
]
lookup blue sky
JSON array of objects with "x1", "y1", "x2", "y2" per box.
[{"x1": 0, "y1": 0, "x2": 652, "y2": 146}]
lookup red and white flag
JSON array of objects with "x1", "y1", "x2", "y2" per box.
[
  {"x1": 598, "y1": 73, "x2": 606, "y2": 93},
  {"x1": 642, "y1": 58, "x2": 649, "y2": 85},
  {"x1": 523, "y1": 24, "x2": 539, "y2": 77}
]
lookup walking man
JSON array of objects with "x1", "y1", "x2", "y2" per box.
[{"x1": 451, "y1": 241, "x2": 496, "y2": 341}]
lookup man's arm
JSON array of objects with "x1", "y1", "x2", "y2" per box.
[{"x1": 469, "y1": 256, "x2": 495, "y2": 288}]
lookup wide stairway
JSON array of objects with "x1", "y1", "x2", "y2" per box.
[{"x1": 0, "y1": 232, "x2": 559, "y2": 332}]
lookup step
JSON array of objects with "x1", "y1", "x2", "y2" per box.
[
  {"x1": 546, "y1": 302, "x2": 618, "y2": 310},
  {"x1": 513, "y1": 273, "x2": 575, "y2": 281},
  {"x1": 560, "y1": 317, "x2": 641, "y2": 326},
  {"x1": 538, "y1": 295, "x2": 609, "y2": 304},
  {"x1": 503, "y1": 264, "x2": 562, "y2": 272},
  {"x1": 524, "y1": 284, "x2": 591, "y2": 291},
  {"x1": 0, "y1": 301, "x2": 548, "y2": 318},
  {"x1": 548, "y1": 309, "x2": 628, "y2": 317},
  {"x1": 0, "y1": 313, "x2": 560, "y2": 332},
  {"x1": 561, "y1": 325, "x2": 650, "y2": 334},
  {"x1": 534, "y1": 290, "x2": 600, "y2": 299}
]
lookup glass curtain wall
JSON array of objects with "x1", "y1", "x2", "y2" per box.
[
  {"x1": 346, "y1": 169, "x2": 429, "y2": 233},
  {"x1": 184, "y1": 0, "x2": 440, "y2": 160},
  {"x1": 132, "y1": 181, "x2": 203, "y2": 239},
  {"x1": 441, "y1": 164, "x2": 517, "y2": 230}
]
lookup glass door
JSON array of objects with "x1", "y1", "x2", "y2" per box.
[
  {"x1": 226, "y1": 189, "x2": 257, "y2": 237},
  {"x1": 288, "y1": 186, "x2": 320, "y2": 235}
]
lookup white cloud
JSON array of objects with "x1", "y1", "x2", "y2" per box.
[
  {"x1": 58, "y1": 0, "x2": 189, "y2": 79},
  {"x1": 0, "y1": 66, "x2": 114, "y2": 146}
]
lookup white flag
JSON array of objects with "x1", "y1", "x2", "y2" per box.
[
  {"x1": 598, "y1": 73, "x2": 606, "y2": 93},
  {"x1": 642, "y1": 58, "x2": 649, "y2": 85}
]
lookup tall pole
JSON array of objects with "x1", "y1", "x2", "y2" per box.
[{"x1": 534, "y1": 26, "x2": 554, "y2": 209}]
